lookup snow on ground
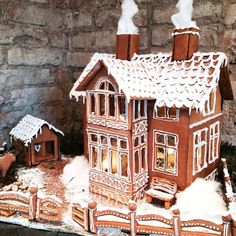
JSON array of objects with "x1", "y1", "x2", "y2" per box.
[
  {"x1": 174, "y1": 178, "x2": 227, "y2": 224},
  {"x1": 61, "y1": 156, "x2": 90, "y2": 203},
  {"x1": 17, "y1": 166, "x2": 44, "y2": 190}
]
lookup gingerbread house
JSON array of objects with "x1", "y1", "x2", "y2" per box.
[
  {"x1": 10, "y1": 115, "x2": 64, "y2": 166},
  {"x1": 70, "y1": 26, "x2": 233, "y2": 204}
]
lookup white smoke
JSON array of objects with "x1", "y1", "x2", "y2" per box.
[
  {"x1": 171, "y1": 0, "x2": 197, "y2": 29},
  {"x1": 117, "y1": 0, "x2": 139, "y2": 35}
]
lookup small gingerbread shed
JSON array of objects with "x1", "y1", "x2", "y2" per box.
[{"x1": 10, "y1": 115, "x2": 64, "y2": 166}]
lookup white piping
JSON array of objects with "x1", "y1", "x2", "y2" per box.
[{"x1": 189, "y1": 113, "x2": 223, "y2": 129}]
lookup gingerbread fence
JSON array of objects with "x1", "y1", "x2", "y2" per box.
[
  {"x1": 0, "y1": 187, "x2": 62, "y2": 223},
  {"x1": 72, "y1": 200, "x2": 234, "y2": 236}
]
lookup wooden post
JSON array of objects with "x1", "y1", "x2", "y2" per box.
[
  {"x1": 88, "y1": 200, "x2": 97, "y2": 234},
  {"x1": 29, "y1": 186, "x2": 38, "y2": 221},
  {"x1": 172, "y1": 209, "x2": 182, "y2": 236},
  {"x1": 128, "y1": 201, "x2": 137, "y2": 236},
  {"x1": 222, "y1": 214, "x2": 232, "y2": 236}
]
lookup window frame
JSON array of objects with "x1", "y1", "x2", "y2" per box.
[
  {"x1": 153, "y1": 107, "x2": 180, "y2": 122},
  {"x1": 133, "y1": 100, "x2": 147, "y2": 121},
  {"x1": 87, "y1": 78, "x2": 128, "y2": 122},
  {"x1": 88, "y1": 130, "x2": 130, "y2": 179},
  {"x1": 133, "y1": 132, "x2": 148, "y2": 176},
  {"x1": 209, "y1": 121, "x2": 220, "y2": 164},
  {"x1": 203, "y1": 91, "x2": 216, "y2": 117},
  {"x1": 193, "y1": 128, "x2": 208, "y2": 175},
  {"x1": 153, "y1": 130, "x2": 178, "y2": 176}
]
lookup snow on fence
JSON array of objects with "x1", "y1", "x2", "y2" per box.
[
  {"x1": 72, "y1": 200, "x2": 234, "y2": 236},
  {"x1": 0, "y1": 187, "x2": 62, "y2": 223}
]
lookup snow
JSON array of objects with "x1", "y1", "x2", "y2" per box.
[
  {"x1": 117, "y1": 0, "x2": 139, "y2": 35},
  {"x1": 70, "y1": 52, "x2": 228, "y2": 113},
  {"x1": 10, "y1": 114, "x2": 64, "y2": 146},
  {"x1": 61, "y1": 156, "x2": 90, "y2": 204},
  {"x1": 174, "y1": 178, "x2": 227, "y2": 224},
  {"x1": 17, "y1": 167, "x2": 44, "y2": 189},
  {"x1": 171, "y1": 0, "x2": 197, "y2": 29}
]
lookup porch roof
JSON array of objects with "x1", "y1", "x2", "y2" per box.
[{"x1": 10, "y1": 114, "x2": 64, "y2": 146}]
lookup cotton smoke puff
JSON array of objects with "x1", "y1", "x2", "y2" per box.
[
  {"x1": 171, "y1": 0, "x2": 197, "y2": 29},
  {"x1": 117, "y1": 0, "x2": 139, "y2": 35},
  {"x1": 175, "y1": 178, "x2": 226, "y2": 221}
]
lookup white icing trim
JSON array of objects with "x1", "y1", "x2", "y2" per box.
[
  {"x1": 189, "y1": 113, "x2": 223, "y2": 129},
  {"x1": 172, "y1": 31, "x2": 200, "y2": 37}
]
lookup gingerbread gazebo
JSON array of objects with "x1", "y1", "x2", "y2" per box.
[{"x1": 70, "y1": 0, "x2": 234, "y2": 205}]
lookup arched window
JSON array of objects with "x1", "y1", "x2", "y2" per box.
[{"x1": 87, "y1": 77, "x2": 128, "y2": 122}]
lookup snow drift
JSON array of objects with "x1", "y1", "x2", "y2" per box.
[
  {"x1": 61, "y1": 156, "x2": 89, "y2": 203},
  {"x1": 175, "y1": 178, "x2": 227, "y2": 222},
  {"x1": 117, "y1": 0, "x2": 139, "y2": 35}
]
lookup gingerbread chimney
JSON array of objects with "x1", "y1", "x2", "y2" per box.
[
  {"x1": 116, "y1": 34, "x2": 139, "y2": 60},
  {"x1": 172, "y1": 27, "x2": 200, "y2": 61},
  {"x1": 116, "y1": 0, "x2": 139, "y2": 61}
]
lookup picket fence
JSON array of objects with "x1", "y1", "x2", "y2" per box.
[
  {"x1": 0, "y1": 187, "x2": 62, "y2": 222},
  {"x1": 72, "y1": 200, "x2": 235, "y2": 236}
]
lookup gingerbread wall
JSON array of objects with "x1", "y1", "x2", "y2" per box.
[{"x1": 0, "y1": 0, "x2": 235, "y2": 149}]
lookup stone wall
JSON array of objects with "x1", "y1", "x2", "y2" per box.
[{"x1": 0, "y1": 0, "x2": 235, "y2": 151}]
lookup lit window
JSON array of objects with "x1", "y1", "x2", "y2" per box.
[
  {"x1": 133, "y1": 100, "x2": 147, "y2": 120},
  {"x1": 154, "y1": 131, "x2": 178, "y2": 175},
  {"x1": 209, "y1": 122, "x2": 220, "y2": 163},
  {"x1": 133, "y1": 132, "x2": 148, "y2": 175},
  {"x1": 153, "y1": 107, "x2": 179, "y2": 121},
  {"x1": 89, "y1": 132, "x2": 129, "y2": 178},
  {"x1": 193, "y1": 128, "x2": 208, "y2": 175}
]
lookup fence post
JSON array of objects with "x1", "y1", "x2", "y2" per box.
[
  {"x1": 88, "y1": 200, "x2": 97, "y2": 234},
  {"x1": 172, "y1": 209, "x2": 182, "y2": 236},
  {"x1": 222, "y1": 214, "x2": 232, "y2": 236},
  {"x1": 231, "y1": 219, "x2": 236, "y2": 236},
  {"x1": 29, "y1": 186, "x2": 38, "y2": 221},
  {"x1": 128, "y1": 201, "x2": 137, "y2": 236}
]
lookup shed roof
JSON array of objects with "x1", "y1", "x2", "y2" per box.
[
  {"x1": 10, "y1": 115, "x2": 64, "y2": 146},
  {"x1": 70, "y1": 52, "x2": 233, "y2": 112}
]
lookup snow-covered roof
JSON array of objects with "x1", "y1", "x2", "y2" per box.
[
  {"x1": 70, "y1": 52, "x2": 229, "y2": 112},
  {"x1": 10, "y1": 115, "x2": 64, "y2": 146}
]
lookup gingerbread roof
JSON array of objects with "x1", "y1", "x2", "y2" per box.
[
  {"x1": 70, "y1": 52, "x2": 233, "y2": 112},
  {"x1": 10, "y1": 115, "x2": 64, "y2": 146}
]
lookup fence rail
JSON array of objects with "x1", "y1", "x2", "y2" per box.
[
  {"x1": 0, "y1": 187, "x2": 62, "y2": 223},
  {"x1": 72, "y1": 200, "x2": 235, "y2": 236}
]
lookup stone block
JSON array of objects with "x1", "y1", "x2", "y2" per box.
[
  {"x1": 66, "y1": 52, "x2": 93, "y2": 67},
  {"x1": 0, "y1": 24, "x2": 48, "y2": 45},
  {"x1": 224, "y1": 4, "x2": 236, "y2": 25},
  {"x1": 8, "y1": 47, "x2": 63, "y2": 66},
  {"x1": 200, "y1": 25, "x2": 222, "y2": 48},
  {"x1": 0, "y1": 47, "x2": 4, "y2": 65},
  {"x1": 0, "y1": 68, "x2": 54, "y2": 89},
  {"x1": 139, "y1": 28, "x2": 149, "y2": 50},
  {"x1": 152, "y1": 26, "x2": 173, "y2": 47},
  {"x1": 29, "y1": 0, "x2": 48, "y2": 3},
  {"x1": 65, "y1": 12, "x2": 92, "y2": 29},
  {"x1": 8, "y1": 4, "x2": 47, "y2": 26},
  {"x1": 134, "y1": 8, "x2": 148, "y2": 27},
  {"x1": 193, "y1": 2, "x2": 222, "y2": 20},
  {"x1": 72, "y1": 31, "x2": 116, "y2": 50},
  {"x1": 223, "y1": 29, "x2": 236, "y2": 49},
  {"x1": 48, "y1": 32, "x2": 66, "y2": 48},
  {"x1": 45, "y1": 11, "x2": 64, "y2": 29},
  {"x1": 95, "y1": 10, "x2": 119, "y2": 28},
  {"x1": 153, "y1": 5, "x2": 175, "y2": 24},
  {"x1": 10, "y1": 86, "x2": 63, "y2": 107}
]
